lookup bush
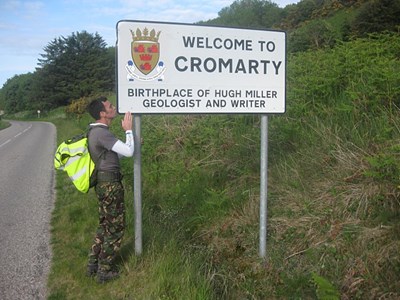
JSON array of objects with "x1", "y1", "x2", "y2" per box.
[{"x1": 65, "y1": 96, "x2": 92, "y2": 119}]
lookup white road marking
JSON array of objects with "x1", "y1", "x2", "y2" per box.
[{"x1": 0, "y1": 124, "x2": 32, "y2": 149}]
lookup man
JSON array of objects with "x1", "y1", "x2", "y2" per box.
[{"x1": 86, "y1": 96, "x2": 134, "y2": 283}]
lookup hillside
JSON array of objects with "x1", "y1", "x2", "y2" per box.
[
  {"x1": 45, "y1": 31, "x2": 400, "y2": 299},
  {"x1": 203, "y1": 0, "x2": 400, "y2": 53}
]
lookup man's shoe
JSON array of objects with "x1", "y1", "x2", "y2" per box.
[
  {"x1": 86, "y1": 263, "x2": 98, "y2": 277},
  {"x1": 97, "y1": 270, "x2": 120, "y2": 284}
]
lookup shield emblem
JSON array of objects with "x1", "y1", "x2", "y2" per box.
[{"x1": 131, "y1": 41, "x2": 160, "y2": 75}]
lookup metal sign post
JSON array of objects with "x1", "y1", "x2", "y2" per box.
[
  {"x1": 259, "y1": 115, "x2": 268, "y2": 258},
  {"x1": 134, "y1": 115, "x2": 142, "y2": 255}
]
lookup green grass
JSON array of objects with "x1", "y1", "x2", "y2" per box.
[
  {"x1": 0, "y1": 119, "x2": 10, "y2": 130},
  {"x1": 45, "y1": 33, "x2": 400, "y2": 299}
]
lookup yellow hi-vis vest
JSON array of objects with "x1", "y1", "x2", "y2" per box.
[{"x1": 54, "y1": 133, "x2": 95, "y2": 193}]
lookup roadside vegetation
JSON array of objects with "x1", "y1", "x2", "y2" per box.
[
  {"x1": 0, "y1": 119, "x2": 10, "y2": 130},
  {"x1": 2, "y1": 0, "x2": 400, "y2": 299},
  {"x1": 40, "y1": 31, "x2": 400, "y2": 299}
]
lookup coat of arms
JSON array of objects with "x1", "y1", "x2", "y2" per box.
[{"x1": 126, "y1": 28, "x2": 165, "y2": 81}]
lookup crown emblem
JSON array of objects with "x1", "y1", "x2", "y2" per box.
[{"x1": 130, "y1": 28, "x2": 161, "y2": 42}]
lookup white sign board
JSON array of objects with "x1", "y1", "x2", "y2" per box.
[{"x1": 116, "y1": 20, "x2": 286, "y2": 114}]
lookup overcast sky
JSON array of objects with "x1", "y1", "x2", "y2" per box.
[{"x1": 0, "y1": 0, "x2": 299, "y2": 88}]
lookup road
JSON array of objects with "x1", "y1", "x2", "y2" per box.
[{"x1": 0, "y1": 120, "x2": 55, "y2": 300}]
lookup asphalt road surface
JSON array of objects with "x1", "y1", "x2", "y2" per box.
[{"x1": 0, "y1": 120, "x2": 55, "y2": 300}]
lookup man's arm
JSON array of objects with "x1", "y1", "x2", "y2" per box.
[{"x1": 111, "y1": 112, "x2": 134, "y2": 157}]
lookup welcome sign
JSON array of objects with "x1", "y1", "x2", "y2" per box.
[{"x1": 116, "y1": 20, "x2": 286, "y2": 114}]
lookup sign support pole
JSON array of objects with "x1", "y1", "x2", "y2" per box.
[
  {"x1": 134, "y1": 115, "x2": 143, "y2": 255},
  {"x1": 259, "y1": 114, "x2": 268, "y2": 259}
]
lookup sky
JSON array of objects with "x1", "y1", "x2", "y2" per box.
[{"x1": 0, "y1": 0, "x2": 299, "y2": 88}]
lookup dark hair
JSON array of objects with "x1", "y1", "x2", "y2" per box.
[{"x1": 87, "y1": 96, "x2": 107, "y2": 120}]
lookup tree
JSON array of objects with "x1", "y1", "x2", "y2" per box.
[
  {"x1": 280, "y1": 0, "x2": 317, "y2": 29},
  {"x1": 352, "y1": 0, "x2": 400, "y2": 36},
  {"x1": 288, "y1": 19, "x2": 338, "y2": 52},
  {"x1": 202, "y1": 0, "x2": 282, "y2": 29},
  {"x1": 0, "y1": 73, "x2": 35, "y2": 113},
  {"x1": 34, "y1": 31, "x2": 114, "y2": 108}
]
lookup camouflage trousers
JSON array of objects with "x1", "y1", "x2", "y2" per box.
[{"x1": 88, "y1": 181, "x2": 125, "y2": 272}]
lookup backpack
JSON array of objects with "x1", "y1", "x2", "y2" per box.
[{"x1": 54, "y1": 128, "x2": 98, "y2": 193}]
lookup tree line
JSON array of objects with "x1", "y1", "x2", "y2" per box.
[
  {"x1": 0, "y1": 0, "x2": 399, "y2": 114},
  {"x1": 0, "y1": 31, "x2": 115, "y2": 114}
]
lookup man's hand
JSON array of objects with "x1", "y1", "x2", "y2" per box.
[{"x1": 121, "y1": 112, "x2": 133, "y2": 131}]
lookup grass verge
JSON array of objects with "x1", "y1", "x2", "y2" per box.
[{"x1": 46, "y1": 33, "x2": 400, "y2": 298}]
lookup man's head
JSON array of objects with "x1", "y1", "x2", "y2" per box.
[{"x1": 87, "y1": 96, "x2": 116, "y2": 122}]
